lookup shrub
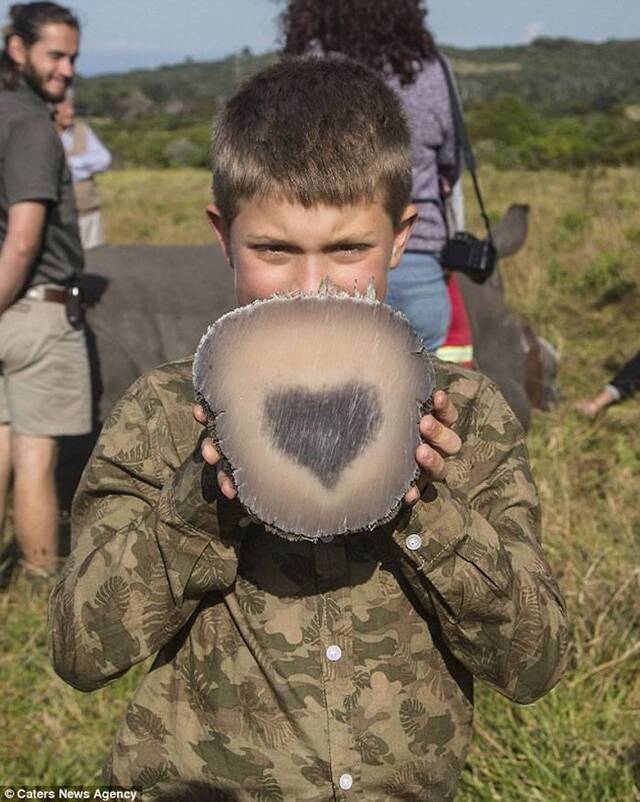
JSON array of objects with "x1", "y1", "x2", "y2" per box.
[{"x1": 560, "y1": 210, "x2": 592, "y2": 234}]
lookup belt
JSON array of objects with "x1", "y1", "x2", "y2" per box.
[{"x1": 24, "y1": 286, "x2": 68, "y2": 304}]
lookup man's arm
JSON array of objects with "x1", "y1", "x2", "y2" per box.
[
  {"x1": 1, "y1": 113, "x2": 64, "y2": 312},
  {"x1": 67, "y1": 125, "x2": 112, "y2": 181},
  {"x1": 48, "y1": 377, "x2": 246, "y2": 692},
  {"x1": 0, "y1": 201, "x2": 47, "y2": 313},
  {"x1": 391, "y1": 378, "x2": 569, "y2": 704}
]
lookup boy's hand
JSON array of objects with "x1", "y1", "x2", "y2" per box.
[
  {"x1": 194, "y1": 390, "x2": 461, "y2": 506},
  {"x1": 192, "y1": 404, "x2": 237, "y2": 499},
  {"x1": 403, "y1": 390, "x2": 462, "y2": 506}
]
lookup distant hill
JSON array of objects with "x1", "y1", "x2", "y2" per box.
[
  {"x1": 75, "y1": 38, "x2": 640, "y2": 171},
  {"x1": 74, "y1": 50, "x2": 275, "y2": 120},
  {"x1": 75, "y1": 38, "x2": 640, "y2": 119},
  {"x1": 447, "y1": 38, "x2": 640, "y2": 114}
]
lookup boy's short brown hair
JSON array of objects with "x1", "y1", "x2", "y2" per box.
[{"x1": 212, "y1": 55, "x2": 413, "y2": 228}]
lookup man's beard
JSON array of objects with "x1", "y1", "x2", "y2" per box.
[{"x1": 22, "y1": 60, "x2": 68, "y2": 103}]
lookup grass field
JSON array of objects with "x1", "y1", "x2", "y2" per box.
[{"x1": 1, "y1": 167, "x2": 639, "y2": 799}]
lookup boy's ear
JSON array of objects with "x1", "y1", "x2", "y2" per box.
[
  {"x1": 206, "y1": 203, "x2": 232, "y2": 267},
  {"x1": 390, "y1": 204, "x2": 419, "y2": 269}
]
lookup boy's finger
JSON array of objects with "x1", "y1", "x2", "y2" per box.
[
  {"x1": 192, "y1": 403, "x2": 208, "y2": 425},
  {"x1": 432, "y1": 390, "x2": 458, "y2": 427},
  {"x1": 403, "y1": 473, "x2": 429, "y2": 506},
  {"x1": 217, "y1": 469, "x2": 237, "y2": 500},
  {"x1": 201, "y1": 437, "x2": 221, "y2": 465},
  {"x1": 419, "y1": 414, "x2": 462, "y2": 457},
  {"x1": 416, "y1": 443, "x2": 447, "y2": 482},
  {"x1": 201, "y1": 437, "x2": 236, "y2": 498},
  {"x1": 403, "y1": 485, "x2": 420, "y2": 505}
]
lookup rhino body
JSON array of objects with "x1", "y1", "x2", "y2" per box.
[
  {"x1": 57, "y1": 245, "x2": 235, "y2": 509},
  {"x1": 83, "y1": 244, "x2": 236, "y2": 420}
]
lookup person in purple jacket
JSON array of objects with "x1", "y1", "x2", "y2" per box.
[{"x1": 282, "y1": 0, "x2": 460, "y2": 350}]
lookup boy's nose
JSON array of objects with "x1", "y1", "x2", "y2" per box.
[{"x1": 292, "y1": 257, "x2": 327, "y2": 295}]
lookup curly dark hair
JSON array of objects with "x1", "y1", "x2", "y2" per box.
[{"x1": 281, "y1": 0, "x2": 436, "y2": 86}]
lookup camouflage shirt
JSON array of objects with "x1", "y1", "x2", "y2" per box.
[{"x1": 49, "y1": 358, "x2": 569, "y2": 802}]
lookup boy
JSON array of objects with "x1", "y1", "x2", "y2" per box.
[{"x1": 49, "y1": 57, "x2": 568, "y2": 801}]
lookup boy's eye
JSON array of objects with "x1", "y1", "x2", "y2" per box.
[
  {"x1": 249, "y1": 243, "x2": 372, "y2": 257},
  {"x1": 333, "y1": 244, "x2": 372, "y2": 256},
  {"x1": 252, "y1": 244, "x2": 290, "y2": 255}
]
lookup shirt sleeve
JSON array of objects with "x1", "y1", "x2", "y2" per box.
[
  {"x1": 48, "y1": 378, "x2": 246, "y2": 692},
  {"x1": 5, "y1": 114, "x2": 61, "y2": 205},
  {"x1": 66, "y1": 124, "x2": 112, "y2": 181},
  {"x1": 390, "y1": 379, "x2": 569, "y2": 704},
  {"x1": 610, "y1": 351, "x2": 640, "y2": 399}
]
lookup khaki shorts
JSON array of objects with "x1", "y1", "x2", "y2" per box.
[{"x1": 0, "y1": 297, "x2": 92, "y2": 437}]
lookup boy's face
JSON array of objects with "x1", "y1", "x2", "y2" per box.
[{"x1": 207, "y1": 196, "x2": 417, "y2": 306}]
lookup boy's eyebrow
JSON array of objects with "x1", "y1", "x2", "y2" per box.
[
  {"x1": 324, "y1": 238, "x2": 375, "y2": 250},
  {"x1": 246, "y1": 234, "x2": 378, "y2": 250},
  {"x1": 246, "y1": 236, "x2": 293, "y2": 245},
  {"x1": 247, "y1": 238, "x2": 304, "y2": 253}
]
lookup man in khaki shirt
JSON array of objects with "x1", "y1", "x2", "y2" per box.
[{"x1": 49, "y1": 57, "x2": 568, "y2": 801}]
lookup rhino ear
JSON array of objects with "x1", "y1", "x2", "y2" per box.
[
  {"x1": 206, "y1": 203, "x2": 232, "y2": 266},
  {"x1": 492, "y1": 203, "x2": 530, "y2": 260},
  {"x1": 193, "y1": 291, "x2": 435, "y2": 541}
]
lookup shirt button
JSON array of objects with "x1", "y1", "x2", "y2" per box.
[
  {"x1": 238, "y1": 516, "x2": 251, "y2": 528},
  {"x1": 320, "y1": 535, "x2": 334, "y2": 543},
  {"x1": 405, "y1": 533, "x2": 423, "y2": 551},
  {"x1": 326, "y1": 645, "x2": 342, "y2": 662},
  {"x1": 339, "y1": 773, "x2": 353, "y2": 791}
]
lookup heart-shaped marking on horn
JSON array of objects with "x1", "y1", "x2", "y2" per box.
[{"x1": 263, "y1": 382, "x2": 383, "y2": 488}]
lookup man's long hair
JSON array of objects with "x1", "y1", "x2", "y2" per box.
[
  {"x1": 1, "y1": 2, "x2": 79, "y2": 90},
  {"x1": 281, "y1": 0, "x2": 436, "y2": 86}
]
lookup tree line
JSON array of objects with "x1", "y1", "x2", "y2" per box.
[{"x1": 77, "y1": 38, "x2": 640, "y2": 170}]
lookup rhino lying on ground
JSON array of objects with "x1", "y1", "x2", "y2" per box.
[
  {"x1": 82, "y1": 244, "x2": 236, "y2": 422},
  {"x1": 57, "y1": 212, "x2": 556, "y2": 508},
  {"x1": 57, "y1": 244, "x2": 235, "y2": 509}
]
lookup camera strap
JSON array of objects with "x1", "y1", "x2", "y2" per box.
[{"x1": 436, "y1": 52, "x2": 494, "y2": 244}]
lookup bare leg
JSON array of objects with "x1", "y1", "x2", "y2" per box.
[
  {"x1": 11, "y1": 433, "x2": 59, "y2": 572},
  {"x1": 0, "y1": 424, "x2": 11, "y2": 536}
]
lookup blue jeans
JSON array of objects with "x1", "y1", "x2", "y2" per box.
[{"x1": 385, "y1": 251, "x2": 451, "y2": 351}]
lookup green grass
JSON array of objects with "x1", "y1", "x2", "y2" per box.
[
  {"x1": 1, "y1": 167, "x2": 639, "y2": 799},
  {"x1": 98, "y1": 168, "x2": 214, "y2": 246},
  {"x1": 0, "y1": 581, "x2": 148, "y2": 783}
]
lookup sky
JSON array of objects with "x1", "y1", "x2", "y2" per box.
[{"x1": 2, "y1": 0, "x2": 638, "y2": 76}]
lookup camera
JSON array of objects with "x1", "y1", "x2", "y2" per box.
[{"x1": 441, "y1": 232, "x2": 497, "y2": 284}]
